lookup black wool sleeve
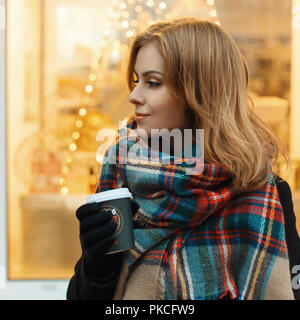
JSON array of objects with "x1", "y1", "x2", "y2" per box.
[
  {"x1": 66, "y1": 255, "x2": 121, "y2": 300},
  {"x1": 276, "y1": 177, "x2": 300, "y2": 300}
]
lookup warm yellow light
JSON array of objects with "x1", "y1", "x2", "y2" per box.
[
  {"x1": 128, "y1": 0, "x2": 135, "y2": 3},
  {"x1": 122, "y1": 11, "x2": 129, "y2": 18},
  {"x1": 72, "y1": 131, "x2": 80, "y2": 140},
  {"x1": 76, "y1": 120, "x2": 83, "y2": 128},
  {"x1": 292, "y1": 5, "x2": 300, "y2": 29},
  {"x1": 126, "y1": 30, "x2": 134, "y2": 38},
  {"x1": 62, "y1": 166, "x2": 70, "y2": 175},
  {"x1": 147, "y1": 0, "x2": 154, "y2": 7},
  {"x1": 92, "y1": 62, "x2": 100, "y2": 70},
  {"x1": 107, "y1": 9, "x2": 116, "y2": 18},
  {"x1": 112, "y1": 0, "x2": 118, "y2": 6},
  {"x1": 85, "y1": 85, "x2": 94, "y2": 93},
  {"x1": 131, "y1": 19, "x2": 138, "y2": 27},
  {"x1": 96, "y1": 53, "x2": 103, "y2": 62},
  {"x1": 104, "y1": 29, "x2": 111, "y2": 36},
  {"x1": 159, "y1": 2, "x2": 167, "y2": 10},
  {"x1": 121, "y1": 44, "x2": 128, "y2": 52},
  {"x1": 89, "y1": 74, "x2": 97, "y2": 82},
  {"x1": 135, "y1": 5, "x2": 142, "y2": 12},
  {"x1": 60, "y1": 186, "x2": 69, "y2": 195},
  {"x1": 113, "y1": 40, "x2": 121, "y2": 48},
  {"x1": 207, "y1": 0, "x2": 214, "y2": 5},
  {"x1": 121, "y1": 117, "x2": 129, "y2": 127},
  {"x1": 111, "y1": 49, "x2": 120, "y2": 58},
  {"x1": 79, "y1": 108, "x2": 87, "y2": 117},
  {"x1": 121, "y1": 21, "x2": 129, "y2": 28},
  {"x1": 99, "y1": 40, "x2": 107, "y2": 48},
  {"x1": 209, "y1": 9, "x2": 217, "y2": 17},
  {"x1": 147, "y1": 20, "x2": 155, "y2": 26},
  {"x1": 155, "y1": 8, "x2": 162, "y2": 15},
  {"x1": 59, "y1": 178, "x2": 66, "y2": 185},
  {"x1": 215, "y1": 21, "x2": 221, "y2": 26},
  {"x1": 105, "y1": 21, "x2": 112, "y2": 28},
  {"x1": 81, "y1": 97, "x2": 90, "y2": 105},
  {"x1": 114, "y1": 11, "x2": 121, "y2": 19},
  {"x1": 66, "y1": 155, "x2": 73, "y2": 163},
  {"x1": 96, "y1": 154, "x2": 104, "y2": 163},
  {"x1": 69, "y1": 143, "x2": 77, "y2": 152},
  {"x1": 119, "y1": 2, "x2": 126, "y2": 10}
]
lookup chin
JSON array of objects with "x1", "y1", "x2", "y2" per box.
[{"x1": 136, "y1": 124, "x2": 151, "y2": 137}]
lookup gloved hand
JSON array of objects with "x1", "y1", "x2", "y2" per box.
[
  {"x1": 76, "y1": 202, "x2": 122, "y2": 278},
  {"x1": 130, "y1": 198, "x2": 140, "y2": 214}
]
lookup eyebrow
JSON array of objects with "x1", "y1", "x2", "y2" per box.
[{"x1": 134, "y1": 70, "x2": 164, "y2": 76}]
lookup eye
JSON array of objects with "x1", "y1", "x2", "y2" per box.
[
  {"x1": 132, "y1": 79, "x2": 162, "y2": 88},
  {"x1": 146, "y1": 81, "x2": 162, "y2": 88}
]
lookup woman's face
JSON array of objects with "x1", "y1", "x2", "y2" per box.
[{"x1": 128, "y1": 41, "x2": 187, "y2": 137}]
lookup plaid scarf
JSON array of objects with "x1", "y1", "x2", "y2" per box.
[{"x1": 96, "y1": 120, "x2": 294, "y2": 300}]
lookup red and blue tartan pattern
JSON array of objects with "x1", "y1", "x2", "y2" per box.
[{"x1": 96, "y1": 120, "x2": 290, "y2": 300}]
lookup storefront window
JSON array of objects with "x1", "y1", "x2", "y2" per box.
[{"x1": 7, "y1": 0, "x2": 297, "y2": 280}]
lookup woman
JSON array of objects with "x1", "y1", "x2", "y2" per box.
[{"x1": 67, "y1": 17, "x2": 300, "y2": 300}]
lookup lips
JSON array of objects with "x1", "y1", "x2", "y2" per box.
[
  {"x1": 135, "y1": 112, "x2": 150, "y2": 116},
  {"x1": 135, "y1": 112, "x2": 150, "y2": 121}
]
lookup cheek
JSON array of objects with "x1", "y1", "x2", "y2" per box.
[
  {"x1": 152, "y1": 92, "x2": 183, "y2": 115},
  {"x1": 158, "y1": 100, "x2": 186, "y2": 125},
  {"x1": 145, "y1": 90, "x2": 187, "y2": 129}
]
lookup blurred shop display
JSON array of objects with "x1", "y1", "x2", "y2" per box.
[
  {"x1": 17, "y1": 0, "x2": 223, "y2": 196},
  {"x1": 7, "y1": 0, "x2": 294, "y2": 280},
  {"x1": 19, "y1": 194, "x2": 86, "y2": 279}
]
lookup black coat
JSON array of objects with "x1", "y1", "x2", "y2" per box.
[{"x1": 67, "y1": 178, "x2": 300, "y2": 300}]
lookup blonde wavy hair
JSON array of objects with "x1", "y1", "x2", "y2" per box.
[{"x1": 126, "y1": 17, "x2": 292, "y2": 194}]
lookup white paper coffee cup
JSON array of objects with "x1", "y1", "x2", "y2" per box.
[{"x1": 86, "y1": 188, "x2": 134, "y2": 254}]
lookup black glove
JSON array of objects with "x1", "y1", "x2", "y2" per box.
[
  {"x1": 76, "y1": 202, "x2": 122, "y2": 278},
  {"x1": 130, "y1": 198, "x2": 140, "y2": 214}
]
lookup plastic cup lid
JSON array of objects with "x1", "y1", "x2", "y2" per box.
[{"x1": 86, "y1": 188, "x2": 133, "y2": 204}]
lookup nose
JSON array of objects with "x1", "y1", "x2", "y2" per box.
[{"x1": 128, "y1": 85, "x2": 145, "y2": 105}]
